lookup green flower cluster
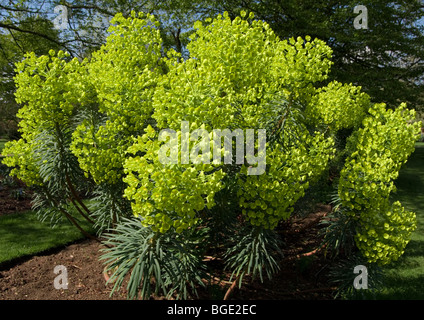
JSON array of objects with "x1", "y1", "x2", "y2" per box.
[
  {"x1": 2, "y1": 10, "x2": 419, "y2": 266},
  {"x1": 153, "y1": 12, "x2": 334, "y2": 132},
  {"x1": 70, "y1": 12, "x2": 162, "y2": 185},
  {"x1": 306, "y1": 81, "x2": 370, "y2": 131},
  {"x1": 356, "y1": 202, "x2": 416, "y2": 265},
  {"x1": 1, "y1": 138, "x2": 42, "y2": 186},
  {"x1": 339, "y1": 104, "x2": 420, "y2": 264},
  {"x1": 238, "y1": 132, "x2": 335, "y2": 229},
  {"x1": 2, "y1": 50, "x2": 82, "y2": 186},
  {"x1": 144, "y1": 12, "x2": 339, "y2": 231},
  {"x1": 123, "y1": 126, "x2": 225, "y2": 233}
]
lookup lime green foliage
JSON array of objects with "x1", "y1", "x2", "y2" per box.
[
  {"x1": 153, "y1": 13, "x2": 334, "y2": 131},
  {"x1": 306, "y1": 81, "x2": 370, "y2": 131},
  {"x1": 2, "y1": 49, "x2": 83, "y2": 187},
  {"x1": 339, "y1": 104, "x2": 421, "y2": 265},
  {"x1": 124, "y1": 125, "x2": 225, "y2": 233},
  {"x1": 71, "y1": 12, "x2": 163, "y2": 185},
  {"x1": 143, "y1": 12, "x2": 337, "y2": 231},
  {"x1": 238, "y1": 133, "x2": 334, "y2": 229},
  {"x1": 2, "y1": 138, "x2": 41, "y2": 186},
  {"x1": 1, "y1": 11, "x2": 420, "y2": 296}
]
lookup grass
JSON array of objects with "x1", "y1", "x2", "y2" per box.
[
  {"x1": 365, "y1": 142, "x2": 424, "y2": 299},
  {"x1": 0, "y1": 138, "x2": 8, "y2": 154},
  {"x1": 0, "y1": 209, "x2": 94, "y2": 267}
]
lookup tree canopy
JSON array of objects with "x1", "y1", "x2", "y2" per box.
[
  {"x1": 0, "y1": 1, "x2": 61, "y2": 137},
  {"x1": 213, "y1": 0, "x2": 424, "y2": 110}
]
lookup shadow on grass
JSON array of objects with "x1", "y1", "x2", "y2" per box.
[
  {"x1": 399, "y1": 240, "x2": 424, "y2": 262},
  {"x1": 375, "y1": 145, "x2": 424, "y2": 300},
  {"x1": 376, "y1": 274, "x2": 424, "y2": 300}
]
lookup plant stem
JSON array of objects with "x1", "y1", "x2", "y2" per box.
[
  {"x1": 58, "y1": 206, "x2": 99, "y2": 241},
  {"x1": 42, "y1": 185, "x2": 98, "y2": 242},
  {"x1": 65, "y1": 173, "x2": 93, "y2": 222},
  {"x1": 69, "y1": 196, "x2": 94, "y2": 225},
  {"x1": 223, "y1": 276, "x2": 239, "y2": 300}
]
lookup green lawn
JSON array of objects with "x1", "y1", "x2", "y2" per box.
[
  {"x1": 0, "y1": 209, "x2": 93, "y2": 267},
  {"x1": 369, "y1": 142, "x2": 424, "y2": 299},
  {"x1": 0, "y1": 139, "x2": 7, "y2": 154}
]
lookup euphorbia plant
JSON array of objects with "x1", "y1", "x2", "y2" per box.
[{"x1": 2, "y1": 10, "x2": 420, "y2": 299}]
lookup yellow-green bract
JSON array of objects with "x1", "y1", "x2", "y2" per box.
[
  {"x1": 339, "y1": 104, "x2": 420, "y2": 265},
  {"x1": 2, "y1": 11, "x2": 420, "y2": 266}
]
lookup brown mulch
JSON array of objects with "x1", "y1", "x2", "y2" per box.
[
  {"x1": 0, "y1": 188, "x2": 337, "y2": 301},
  {"x1": 0, "y1": 182, "x2": 33, "y2": 216},
  {"x1": 0, "y1": 239, "x2": 128, "y2": 300}
]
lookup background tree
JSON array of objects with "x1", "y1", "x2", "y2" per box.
[
  {"x1": 0, "y1": 2, "x2": 61, "y2": 138},
  {"x1": 211, "y1": 0, "x2": 424, "y2": 111}
]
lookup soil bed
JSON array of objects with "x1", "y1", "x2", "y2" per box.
[
  {"x1": 0, "y1": 201, "x2": 336, "y2": 300},
  {"x1": 0, "y1": 179, "x2": 33, "y2": 216}
]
